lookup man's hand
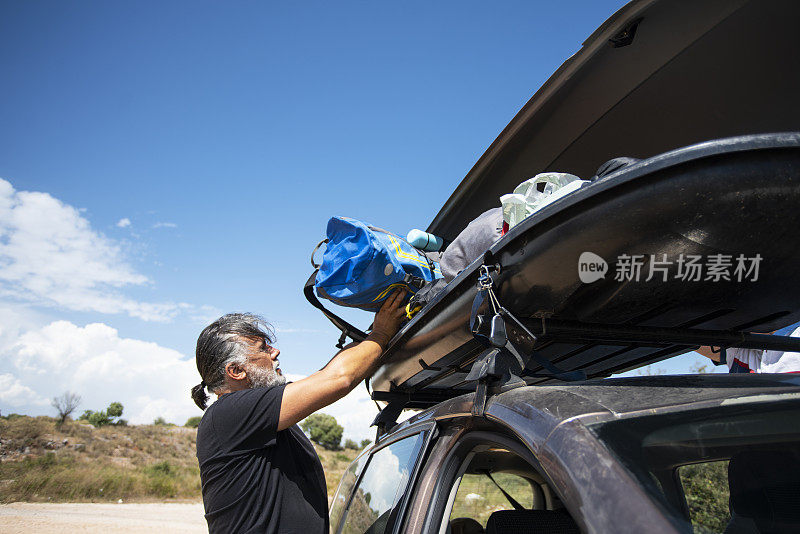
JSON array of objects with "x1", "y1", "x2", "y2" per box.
[
  {"x1": 368, "y1": 290, "x2": 408, "y2": 348},
  {"x1": 695, "y1": 330, "x2": 774, "y2": 363},
  {"x1": 278, "y1": 288, "x2": 408, "y2": 431}
]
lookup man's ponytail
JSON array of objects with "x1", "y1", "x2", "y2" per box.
[{"x1": 191, "y1": 382, "x2": 209, "y2": 410}]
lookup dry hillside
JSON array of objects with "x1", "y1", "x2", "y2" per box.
[{"x1": 0, "y1": 415, "x2": 361, "y2": 504}]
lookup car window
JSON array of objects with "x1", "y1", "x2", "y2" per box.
[
  {"x1": 450, "y1": 472, "x2": 534, "y2": 527},
  {"x1": 592, "y1": 403, "x2": 800, "y2": 533},
  {"x1": 677, "y1": 461, "x2": 730, "y2": 533},
  {"x1": 330, "y1": 453, "x2": 370, "y2": 532},
  {"x1": 337, "y1": 433, "x2": 424, "y2": 534}
]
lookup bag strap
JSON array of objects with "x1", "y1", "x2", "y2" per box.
[
  {"x1": 304, "y1": 269, "x2": 369, "y2": 348},
  {"x1": 310, "y1": 238, "x2": 328, "y2": 269}
]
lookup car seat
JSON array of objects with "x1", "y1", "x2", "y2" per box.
[
  {"x1": 485, "y1": 510, "x2": 580, "y2": 533},
  {"x1": 448, "y1": 517, "x2": 484, "y2": 534},
  {"x1": 726, "y1": 449, "x2": 800, "y2": 533}
]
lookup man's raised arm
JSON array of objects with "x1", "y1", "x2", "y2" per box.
[{"x1": 278, "y1": 290, "x2": 407, "y2": 431}]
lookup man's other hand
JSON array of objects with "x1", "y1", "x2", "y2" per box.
[{"x1": 369, "y1": 290, "x2": 407, "y2": 348}]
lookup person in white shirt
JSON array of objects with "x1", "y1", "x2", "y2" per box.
[{"x1": 695, "y1": 323, "x2": 800, "y2": 373}]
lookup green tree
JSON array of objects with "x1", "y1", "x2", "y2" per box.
[
  {"x1": 678, "y1": 461, "x2": 730, "y2": 532},
  {"x1": 153, "y1": 416, "x2": 172, "y2": 426},
  {"x1": 360, "y1": 439, "x2": 371, "y2": 449},
  {"x1": 107, "y1": 402, "x2": 124, "y2": 418},
  {"x1": 344, "y1": 439, "x2": 359, "y2": 450},
  {"x1": 300, "y1": 413, "x2": 343, "y2": 450},
  {"x1": 185, "y1": 416, "x2": 202, "y2": 428},
  {"x1": 79, "y1": 402, "x2": 124, "y2": 427}
]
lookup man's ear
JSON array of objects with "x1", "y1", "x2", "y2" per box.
[{"x1": 225, "y1": 362, "x2": 247, "y2": 382}]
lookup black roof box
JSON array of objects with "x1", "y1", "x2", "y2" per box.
[{"x1": 371, "y1": 133, "x2": 800, "y2": 402}]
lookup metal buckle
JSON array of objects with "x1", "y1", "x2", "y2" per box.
[{"x1": 478, "y1": 265, "x2": 494, "y2": 290}]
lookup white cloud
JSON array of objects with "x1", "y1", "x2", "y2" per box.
[
  {"x1": 152, "y1": 222, "x2": 177, "y2": 229},
  {"x1": 0, "y1": 302, "x2": 42, "y2": 348},
  {"x1": 116, "y1": 218, "x2": 131, "y2": 228},
  {"x1": 0, "y1": 373, "x2": 48, "y2": 407},
  {"x1": 0, "y1": 178, "x2": 185, "y2": 322},
  {"x1": 286, "y1": 372, "x2": 380, "y2": 442},
  {"x1": 0, "y1": 317, "x2": 200, "y2": 424},
  {"x1": 356, "y1": 446, "x2": 404, "y2": 511}
]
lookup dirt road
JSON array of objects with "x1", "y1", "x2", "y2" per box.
[{"x1": 0, "y1": 502, "x2": 206, "y2": 533}]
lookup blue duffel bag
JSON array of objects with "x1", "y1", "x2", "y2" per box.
[{"x1": 304, "y1": 217, "x2": 442, "y2": 347}]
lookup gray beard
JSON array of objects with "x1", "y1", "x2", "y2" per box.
[{"x1": 245, "y1": 363, "x2": 287, "y2": 389}]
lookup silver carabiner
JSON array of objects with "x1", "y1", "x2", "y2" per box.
[{"x1": 477, "y1": 265, "x2": 493, "y2": 290}]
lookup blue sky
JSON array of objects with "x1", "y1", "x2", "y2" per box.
[{"x1": 0, "y1": 0, "x2": 716, "y2": 439}]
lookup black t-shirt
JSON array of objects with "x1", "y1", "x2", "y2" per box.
[{"x1": 196, "y1": 385, "x2": 328, "y2": 533}]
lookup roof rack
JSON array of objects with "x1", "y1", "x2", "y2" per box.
[{"x1": 370, "y1": 263, "x2": 800, "y2": 439}]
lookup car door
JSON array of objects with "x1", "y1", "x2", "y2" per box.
[{"x1": 330, "y1": 422, "x2": 437, "y2": 534}]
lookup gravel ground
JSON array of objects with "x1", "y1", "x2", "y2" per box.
[{"x1": 0, "y1": 502, "x2": 207, "y2": 533}]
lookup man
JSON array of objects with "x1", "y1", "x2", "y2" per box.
[
  {"x1": 191, "y1": 290, "x2": 406, "y2": 533},
  {"x1": 695, "y1": 322, "x2": 800, "y2": 373}
]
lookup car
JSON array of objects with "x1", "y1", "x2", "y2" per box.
[
  {"x1": 329, "y1": 374, "x2": 800, "y2": 533},
  {"x1": 326, "y1": 0, "x2": 800, "y2": 532}
]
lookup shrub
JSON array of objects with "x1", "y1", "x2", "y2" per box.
[
  {"x1": 143, "y1": 461, "x2": 185, "y2": 498},
  {"x1": 79, "y1": 402, "x2": 125, "y2": 427},
  {"x1": 360, "y1": 439, "x2": 371, "y2": 449},
  {"x1": 146, "y1": 461, "x2": 175, "y2": 476},
  {"x1": 679, "y1": 461, "x2": 730, "y2": 532},
  {"x1": 300, "y1": 413, "x2": 343, "y2": 450},
  {"x1": 153, "y1": 417, "x2": 174, "y2": 426},
  {"x1": 185, "y1": 416, "x2": 202, "y2": 428},
  {"x1": 87, "y1": 411, "x2": 111, "y2": 427},
  {"x1": 51, "y1": 391, "x2": 81, "y2": 427},
  {"x1": 344, "y1": 439, "x2": 359, "y2": 450},
  {"x1": 106, "y1": 402, "x2": 123, "y2": 418}
]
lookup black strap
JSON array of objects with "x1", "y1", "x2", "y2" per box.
[
  {"x1": 500, "y1": 307, "x2": 586, "y2": 381},
  {"x1": 480, "y1": 470, "x2": 525, "y2": 511},
  {"x1": 304, "y1": 270, "x2": 368, "y2": 348},
  {"x1": 502, "y1": 330, "x2": 585, "y2": 381},
  {"x1": 711, "y1": 346, "x2": 728, "y2": 366},
  {"x1": 310, "y1": 239, "x2": 328, "y2": 268},
  {"x1": 470, "y1": 287, "x2": 488, "y2": 333}
]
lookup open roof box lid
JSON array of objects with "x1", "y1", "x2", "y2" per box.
[{"x1": 368, "y1": 0, "x2": 800, "y2": 408}]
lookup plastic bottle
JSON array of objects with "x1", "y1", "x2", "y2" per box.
[{"x1": 407, "y1": 229, "x2": 445, "y2": 252}]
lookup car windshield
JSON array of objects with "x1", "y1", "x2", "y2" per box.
[{"x1": 590, "y1": 399, "x2": 800, "y2": 533}]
